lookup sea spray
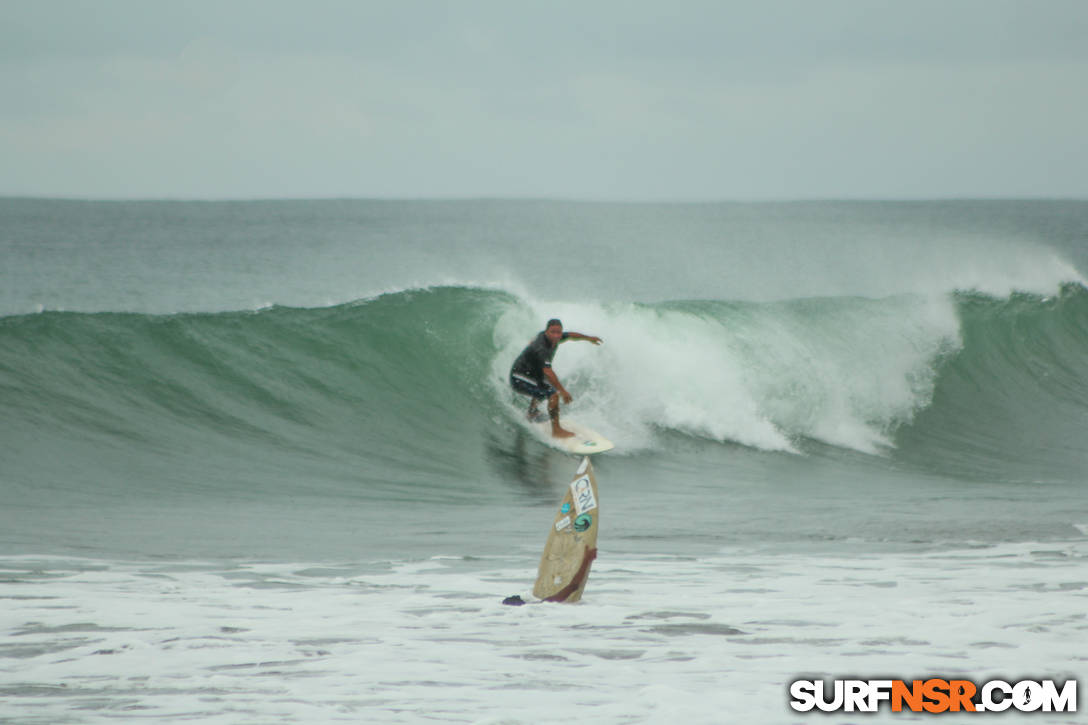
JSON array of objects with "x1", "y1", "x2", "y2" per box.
[{"x1": 492, "y1": 292, "x2": 963, "y2": 454}]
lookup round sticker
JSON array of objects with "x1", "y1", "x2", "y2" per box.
[{"x1": 574, "y1": 514, "x2": 592, "y2": 532}]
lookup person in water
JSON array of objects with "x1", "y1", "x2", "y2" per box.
[{"x1": 509, "y1": 318, "x2": 602, "y2": 438}]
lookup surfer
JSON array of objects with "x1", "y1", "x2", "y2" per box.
[{"x1": 510, "y1": 319, "x2": 602, "y2": 438}]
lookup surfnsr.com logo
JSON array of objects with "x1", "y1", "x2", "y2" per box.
[{"x1": 789, "y1": 678, "x2": 1077, "y2": 714}]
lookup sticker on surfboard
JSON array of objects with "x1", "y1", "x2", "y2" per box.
[{"x1": 570, "y1": 475, "x2": 597, "y2": 514}]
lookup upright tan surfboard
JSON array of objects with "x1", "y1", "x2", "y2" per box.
[{"x1": 533, "y1": 456, "x2": 600, "y2": 602}]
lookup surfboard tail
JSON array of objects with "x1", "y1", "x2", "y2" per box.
[
  {"x1": 527, "y1": 419, "x2": 614, "y2": 455},
  {"x1": 542, "y1": 547, "x2": 597, "y2": 603}
]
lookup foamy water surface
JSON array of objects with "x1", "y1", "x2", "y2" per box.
[{"x1": 2, "y1": 539, "x2": 1085, "y2": 723}]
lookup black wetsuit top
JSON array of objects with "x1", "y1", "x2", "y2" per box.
[{"x1": 510, "y1": 331, "x2": 569, "y2": 383}]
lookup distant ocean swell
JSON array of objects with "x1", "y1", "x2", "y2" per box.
[{"x1": 3, "y1": 283, "x2": 1087, "y2": 488}]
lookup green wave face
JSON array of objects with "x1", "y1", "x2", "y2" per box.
[{"x1": 3, "y1": 283, "x2": 1088, "y2": 502}]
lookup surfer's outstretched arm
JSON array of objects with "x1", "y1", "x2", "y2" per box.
[{"x1": 561, "y1": 332, "x2": 603, "y2": 345}]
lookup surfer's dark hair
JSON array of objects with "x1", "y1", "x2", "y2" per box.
[{"x1": 546, "y1": 318, "x2": 562, "y2": 329}]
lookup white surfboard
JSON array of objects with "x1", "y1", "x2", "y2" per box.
[{"x1": 529, "y1": 417, "x2": 614, "y2": 455}]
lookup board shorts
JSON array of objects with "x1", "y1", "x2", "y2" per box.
[{"x1": 510, "y1": 372, "x2": 556, "y2": 400}]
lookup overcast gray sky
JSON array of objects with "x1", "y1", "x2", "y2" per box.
[{"x1": 2, "y1": 0, "x2": 1087, "y2": 200}]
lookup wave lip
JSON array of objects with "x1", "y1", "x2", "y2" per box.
[{"x1": 895, "y1": 282, "x2": 1088, "y2": 481}]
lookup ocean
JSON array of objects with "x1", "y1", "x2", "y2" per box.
[{"x1": 1, "y1": 198, "x2": 1086, "y2": 723}]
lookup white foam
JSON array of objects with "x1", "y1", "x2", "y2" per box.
[
  {"x1": 2, "y1": 541, "x2": 1084, "y2": 723},
  {"x1": 491, "y1": 292, "x2": 962, "y2": 455}
]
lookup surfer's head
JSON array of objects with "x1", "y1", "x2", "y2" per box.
[{"x1": 545, "y1": 319, "x2": 563, "y2": 345}]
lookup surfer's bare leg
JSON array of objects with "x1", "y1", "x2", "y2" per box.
[{"x1": 548, "y1": 393, "x2": 574, "y2": 438}]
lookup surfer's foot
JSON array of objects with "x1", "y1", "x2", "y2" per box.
[{"x1": 552, "y1": 427, "x2": 575, "y2": 439}]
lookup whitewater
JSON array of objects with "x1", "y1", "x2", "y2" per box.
[{"x1": 2, "y1": 198, "x2": 1087, "y2": 723}]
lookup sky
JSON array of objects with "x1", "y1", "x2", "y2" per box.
[{"x1": 2, "y1": 0, "x2": 1087, "y2": 201}]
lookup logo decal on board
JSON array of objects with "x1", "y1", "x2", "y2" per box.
[
  {"x1": 574, "y1": 514, "x2": 592, "y2": 532},
  {"x1": 570, "y1": 475, "x2": 597, "y2": 514}
]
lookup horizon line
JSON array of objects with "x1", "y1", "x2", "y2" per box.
[{"x1": 2, "y1": 194, "x2": 1087, "y2": 204}]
